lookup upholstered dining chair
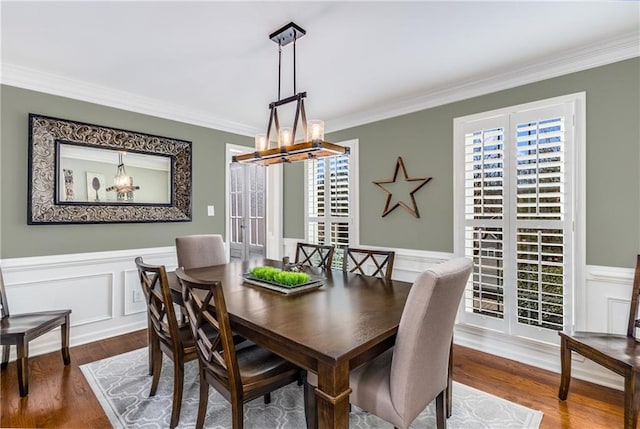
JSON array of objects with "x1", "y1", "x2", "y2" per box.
[
  {"x1": 175, "y1": 268, "x2": 301, "y2": 429},
  {"x1": 343, "y1": 247, "x2": 396, "y2": 280},
  {"x1": 295, "y1": 242, "x2": 334, "y2": 270},
  {"x1": 304, "y1": 257, "x2": 472, "y2": 429},
  {"x1": 135, "y1": 257, "x2": 199, "y2": 429},
  {"x1": 558, "y1": 254, "x2": 640, "y2": 429},
  {"x1": 0, "y1": 268, "x2": 72, "y2": 397},
  {"x1": 175, "y1": 234, "x2": 227, "y2": 270}
]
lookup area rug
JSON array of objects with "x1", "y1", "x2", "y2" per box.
[{"x1": 80, "y1": 348, "x2": 543, "y2": 428}]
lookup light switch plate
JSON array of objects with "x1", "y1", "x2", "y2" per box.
[{"x1": 207, "y1": 205, "x2": 215, "y2": 216}]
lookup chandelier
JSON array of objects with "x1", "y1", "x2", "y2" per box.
[
  {"x1": 232, "y1": 22, "x2": 350, "y2": 166},
  {"x1": 106, "y1": 152, "x2": 140, "y2": 201}
]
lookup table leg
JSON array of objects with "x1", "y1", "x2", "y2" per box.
[{"x1": 315, "y1": 361, "x2": 351, "y2": 429}]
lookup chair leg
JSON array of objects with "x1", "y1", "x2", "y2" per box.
[
  {"x1": 558, "y1": 338, "x2": 572, "y2": 400},
  {"x1": 16, "y1": 339, "x2": 29, "y2": 397},
  {"x1": 263, "y1": 392, "x2": 271, "y2": 404},
  {"x1": 231, "y1": 392, "x2": 244, "y2": 429},
  {"x1": 1, "y1": 344, "x2": 9, "y2": 369},
  {"x1": 196, "y1": 370, "x2": 209, "y2": 429},
  {"x1": 303, "y1": 379, "x2": 318, "y2": 429},
  {"x1": 435, "y1": 389, "x2": 447, "y2": 429},
  {"x1": 169, "y1": 359, "x2": 184, "y2": 429},
  {"x1": 447, "y1": 338, "x2": 453, "y2": 418},
  {"x1": 149, "y1": 345, "x2": 163, "y2": 396},
  {"x1": 61, "y1": 315, "x2": 71, "y2": 365},
  {"x1": 623, "y1": 372, "x2": 639, "y2": 429}
]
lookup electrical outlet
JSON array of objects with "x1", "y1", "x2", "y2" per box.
[
  {"x1": 207, "y1": 205, "x2": 215, "y2": 216},
  {"x1": 132, "y1": 289, "x2": 143, "y2": 303}
]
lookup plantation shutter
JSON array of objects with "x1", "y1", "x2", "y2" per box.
[
  {"x1": 461, "y1": 116, "x2": 508, "y2": 332},
  {"x1": 455, "y1": 97, "x2": 576, "y2": 343},
  {"x1": 306, "y1": 146, "x2": 354, "y2": 269},
  {"x1": 510, "y1": 104, "x2": 572, "y2": 338}
]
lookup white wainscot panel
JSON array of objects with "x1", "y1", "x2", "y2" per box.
[
  {"x1": 7, "y1": 273, "x2": 113, "y2": 325},
  {"x1": 583, "y1": 265, "x2": 636, "y2": 334}
]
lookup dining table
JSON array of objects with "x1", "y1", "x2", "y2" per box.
[{"x1": 167, "y1": 258, "x2": 413, "y2": 429}]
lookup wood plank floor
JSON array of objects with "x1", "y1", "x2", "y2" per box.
[{"x1": 0, "y1": 329, "x2": 626, "y2": 428}]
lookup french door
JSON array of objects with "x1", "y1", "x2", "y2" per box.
[{"x1": 229, "y1": 161, "x2": 266, "y2": 260}]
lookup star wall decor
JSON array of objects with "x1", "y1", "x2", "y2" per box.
[{"x1": 373, "y1": 156, "x2": 432, "y2": 218}]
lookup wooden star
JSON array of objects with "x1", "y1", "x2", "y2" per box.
[{"x1": 373, "y1": 156, "x2": 432, "y2": 218}]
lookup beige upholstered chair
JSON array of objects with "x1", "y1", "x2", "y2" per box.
[
  {"x1": 175, "y1": 268, "x2": 301, "y2": 429},
  {"x1": 349, "y1": 257, "x2": 472, "y2": 429},
  {"x1": 175, "y1": 234, "x2": 226, "y2": 269},
  {"x1": 305, "y1": 258, "x2": 472, "y2": 429}
]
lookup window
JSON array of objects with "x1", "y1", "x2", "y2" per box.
[
  {"x1": 305, "y1": 140, "x2": 359, "y2": 268},
  {"x1": 454, "y1": 94, "x2": 584, "y2": 343}
]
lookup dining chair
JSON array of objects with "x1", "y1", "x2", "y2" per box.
[
  {"x1": 135, "y1": 257, "x2": 199, "y2": 429},
  {"x1": 295, "y1": 242, "x2": 334, "y2": 270},
  {"x1": 305, "y1": 257, "x2": 472, "y2": 429},
  {"x1": 0, "y1": 268, "x2": 71, "y2": 397},
  {"x1": 175, "y1": 267, "x2": 301, "y2": 429},
  {"x1": 343, "y1": 247, "x2": 396, "y2": 280},
  {"x1": 175, "y1": 234, "x2": 227, "y2": 269},
  {"x1": 558, "y1": 254, "x2": 640, "y2": 429}
]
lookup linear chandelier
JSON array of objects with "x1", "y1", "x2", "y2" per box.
[{"x1": 232, "y1": 22, "x2": 350, "y2": 166}]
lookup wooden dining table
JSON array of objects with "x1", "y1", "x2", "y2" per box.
[{"x1": 168, "y1": 258, "x2": 412, "y2": 429}]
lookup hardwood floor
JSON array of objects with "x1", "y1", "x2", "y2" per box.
[{"x1": 0, "y1": 329, "x2": 626, "y2": 428}]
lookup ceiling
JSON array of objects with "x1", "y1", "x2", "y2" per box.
[{"x1": 2, "y1": 1, "x2": 639, "y2": 137}]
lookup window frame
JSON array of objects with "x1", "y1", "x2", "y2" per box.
[{"x1": 453, "y1": 93, "x2": 586, "y2": 343}]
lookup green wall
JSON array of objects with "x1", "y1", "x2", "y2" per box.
[
  {"x1": 284, "y1": 58, "x2": 640, "y2": 268},
  {"x1": 3, "y1": 58, "x2": 639, "y2": 267},
  {"x1": 0, "y1": 85, "x2": 252, "y2": 258}
]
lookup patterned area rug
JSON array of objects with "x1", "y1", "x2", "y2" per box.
[{"x1": 81, "y1": 348, "x2": 543, "y2": 428}]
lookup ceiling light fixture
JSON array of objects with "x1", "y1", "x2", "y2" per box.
[{"x1": 232, "y1": 22, "x2": 350, "y2": 166}]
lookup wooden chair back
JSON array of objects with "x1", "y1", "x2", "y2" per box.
[
  {"x1": 175, "y1": 268, "x2": 241, "y2": 395},
  {"x1": 343, "y1": 247, "x2": 396, "y2": 280},
  {"x1": 626, "y1": 254, "x2": 640, "y2": 338},
  {"x1": 295, "y1": 242, "x2": 334, "y2": 270},
  {"x1": 134, "y1": 257, "x2": 181, "y2": 355}
]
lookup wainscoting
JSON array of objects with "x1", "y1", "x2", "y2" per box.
[
  {"x1": 1, "y1": 246, "x2": 178, "y2": 361},
  {"x1": 1, "y1": 242, "x2": 635, "y2": 392}
]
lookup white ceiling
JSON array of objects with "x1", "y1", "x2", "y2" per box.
[{"x1": 2, "y1": 1, "x2": 639, "y2": 137}]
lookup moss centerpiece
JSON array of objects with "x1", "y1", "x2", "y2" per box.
[{"x1": 250, "y1": 266, "x2": 310, "y2": 287}]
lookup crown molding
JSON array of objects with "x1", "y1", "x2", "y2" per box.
[
  {"x1": 2, "y1": 32, "x2": 638, "y2": 135},
  {"x1": 326, "y1": 32, "x2": 640, "y2": 133},
  {"x1": 0, "y1": 64, "x2": 256, "y2": 137}
]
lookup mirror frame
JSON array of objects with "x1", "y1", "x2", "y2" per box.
[{"x1": 28, "y1": 114, "x2": 192, "y2": 224}]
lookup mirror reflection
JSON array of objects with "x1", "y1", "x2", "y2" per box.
[{"x1": 57, "y1": 142, "x2": 172, "y2": 204}]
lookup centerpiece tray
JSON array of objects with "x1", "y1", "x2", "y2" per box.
[{"x1": 241, "y1": 272, "x2": 324, "y2": 295}]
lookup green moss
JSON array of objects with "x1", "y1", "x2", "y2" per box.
[{"x1": 250, "y1": 266, "x2": 310, "y2": 286}]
